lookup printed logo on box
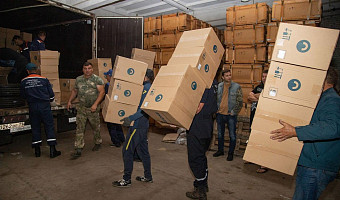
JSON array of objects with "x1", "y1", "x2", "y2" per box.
[
  {"x1": 288, "y1": 79, "x2": 301, "y2": 91},
  {"x1": 204, "y1": 64, "x2": 209, "y2": 72},
  {"x1": 118, "y1": 110, "x2": 125, "y2": 117},
  {"x1": 103, "y1": 63, "x2": 107, "y2": 67},
  {"x1": 191, "y1": 81, "x2": 197, "y2": 90},
  {"x1": 155, "y1": 94, "x2": 163, "y2": 102},
  {"x1": 127, "y1": 68, "x2": 135, "y2": 75},
  {"x1": 282, "y1": 28, "x2": 292, "y2": 41},
  {"x1": 296, "y1": 40, "x2": 311, "y2": 53},
  {"x1": 124, "y1": 90, "x2": 131, "y2": 97},
  {"x1": 274, "y1": 67, "x2": 283, "y2": 79},
  {"x1": 213, "y1": 45, "x2": 218, "y2": 53}
]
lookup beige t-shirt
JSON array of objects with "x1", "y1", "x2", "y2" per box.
[{"x1": 218, "y1": 82, "x2": 230, "y2": 115}]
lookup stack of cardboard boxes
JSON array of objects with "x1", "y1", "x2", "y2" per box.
[
  {"x1": 224, "y1": 3, "x2": 269, "y2": 118},
  {"x1": 102, "y1": 56, "x2": 148, "y2": 124},
  {"x1": 243, "y1": 23, "x2": 339, "y2": 175},
  {"x1": 59, "y1": 79, "x2": 78, "y2": 104},
  {"x1": 144, "y1": 13, "x2": 224, "y2": 76},
  {"x1": 29, "y1": 51, "x2": 61, "y2": 104},
  {"x1": 267, "y1": 0, "x2": 322, "y2": 62},
  {"x1": 141, "y1": 28, "x2": 224, "y2": 129},
  {"x1": 0, "y1": 27, "x2": 32, "y2": 51}
]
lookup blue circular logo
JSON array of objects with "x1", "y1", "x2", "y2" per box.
[
  {"x1": 191, "y1": 81, "x2": 197, "y2": 90},
  {"x1": 288, "y1": 79, "x2": 301, "y2": 91},
  {"x1": 124, "y1": 90, "x2": 131, "y2": 97},
  {"x1": 118, "y1": 110, "x2": 125, "y2": 117},
  {"x1": 103, "y1": 63, "x2": 107, "y2": 67},
  {"x1": 213, "y1": 45, "x2": 217, "y2": 53},
  {"x1": 127, "y1": 68, "x2": 135, "y2": 75},
  {"x1": 204, "y1": 64, "x2": 209, "y2": 72},
  {"x1": 155, "y1": 94, "x2": 163, "y2": 102},
  {"x1": 296, "y1": 40, "x2": 311, "y2": 53}
]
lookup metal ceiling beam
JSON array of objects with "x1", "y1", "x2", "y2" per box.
[
  {"x1": 127, "y1": 2, "x2": 166, "y2": 14},
  {"x1": 186, "y1": 0, "x2": 221, "y2": 7},
  {"x1": 161, "y1": 0, "x2": 193, "y2": 12},
  {"x1": 113, "y1": 0, "x2": 146, "y2": 9},
  {"x1": 87, "y1": 0, "x2": 127, "y2": 11},
  {"x1": 141, "y1": 7, "x2": 178, "y2": 16}
]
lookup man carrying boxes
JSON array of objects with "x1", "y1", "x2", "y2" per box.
[{"x1": 67, "y1": 62, "x2": 105, "y2": 159}]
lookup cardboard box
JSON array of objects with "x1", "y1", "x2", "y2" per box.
[
  {"x1": 40, "y1": 71, "x2": 59, "y2": 79},
  {"x1": 144, "y1": 18, "x2": 150, "y2": 33},
  {"x1": 60, "y1": 79, "x2": 76, "y2": 91},
  {"x1": 226, "y1": 3, "x2": 269, "y2": 26},
  {"x1": 268, "y1": 43, "x2": 274, "y2": 62},
  {"x1": 131, "y1": 48, "x2": 156, "y2": 69},
  {"x1": 30, "y1": 51, "x2": 60, "y2": 66},
  {"x1": 20, "y1": 32, "x2": 32, "y2": 42},
  {"x1": 272, "y1": 0, "x2": 322, "y2": 22},
  {"x1": 271, "y1": 23, "x2": 339, "y2": 70},
  {"x1": 160, "y1": 48, "x2": 175, "y2": 65},
  {"x1": 244, "y1": 97, "x2": 315, "y2": 175},
  {"x1": 227, "y1": 45, "x2": 266, "y2": 64},
  {"x1": 149, "y1": 34, "x2": 159, "y2": 48},
  {"x1": 262, "y1": 61, "x2": 326, "y2": 108},
  {"x1": 231, "y1": 64, "x2": 262, "y2": 84},
  {"x1": 54, "y1": 92, "x2": 61, "y2": 105},
  {"x1": 49, "y1": 78, "x2": 61, "y2": 92},
  {"x1": 224, "y1": 25, "x2": 265, "y2": 46},
  {"x1": 5, "y1": 28, "x2": 20, "y2": 51},
  {"x1": 39, "y1": 65, "x2": 59, "y2": 74},
  {"x1": 162, "y1": 14, "x2": 178, "y2": 31},
  {"x1": 87, "y1": 58, "x2": 112, "y2": 83},
  {"x1": 176, "y1": 28, "x2": 224, "y2": 64},
  {"x1": 240, "y1": 83, "x2": 254, "y2": 103},
  {"x1": 108, "y1": 79, "x2": 143, "y2": 106},
  {"x1": 178, "y1": 13, "x2": 194, "y2": 31},
  {"x1": 141, "y1": 64, "x2": 206, "y2": 129},
  {"x1": 159, "y1": 32, "x2": 177, "y2": 48},
  {"x1": 102, "y1": 95, "x2": 138, "y2": 124},
  {"x1": 60, "y1": 91, "x2": 79, "y2": 103},
  {"x1": 168, "y1": 46, "x2": 219, "y2": 88},
  {"x1": 112, "y1": 56, "x2": 148, "y2": 85},
  {"x1": 143, "y1": 34, "x2": 149, "y2": 49}
]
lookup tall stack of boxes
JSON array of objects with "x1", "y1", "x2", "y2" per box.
[
  {"x1": 0, "y1": 27, "x2": 20, "y2": 51},
  {"x1": 102, "y1": 56, "x2": 148, "y2": 124},
  {"x1": 29, "y1": 51, "x2": 61, "y2": 104},
  {"x1": 244, "y1": 23, "x2": 339, "y2": 175},
  {"x1": 144, "y1": 13, "x2": 224, "y2": 76},
  {"x1": 267, "y1": 0, "x2": 322, "y2": 62},
  {"x1": 141, "y1": 28, "x2": 224, "y2": 129}
]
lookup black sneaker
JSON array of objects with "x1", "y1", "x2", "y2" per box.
[
  {"x1": 112, "y1": 179, "x2": 131, "y2": 187},
  {"x1": 136, "y1": 176, "x2": 153, "y2": 183},
  {"x1": 70, "y1": 149, "x2": 82, "y2": 160},
  {"x1": 227, "y1": 153, "x2": 234, "y2": 161},
  {"x1": 186, "y1": 187, "x2": 207, "y2": 200},
  {"x1": 213, "y1": 151, "x2": 224, "y2": 157},
  {"x1": 92, "y1": 144, "x2": 101, "y2": 151}
]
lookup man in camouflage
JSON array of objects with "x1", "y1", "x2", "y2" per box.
[{"x1": 67, "y1": 62, "x2": 105, "y2": 159}]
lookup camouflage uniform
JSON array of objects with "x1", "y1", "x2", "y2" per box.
[{"x1": 74, "y1": 74, "x2": 104, "y2": 149}]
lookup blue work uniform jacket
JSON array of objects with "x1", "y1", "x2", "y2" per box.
[
  {"x1": 21, "y1": 73, "x2": 55, "y2": 104},
  {"x1": 296, "y1": 88, "x2": 340, "y2": 173},
  {"x1": 30, "y1": 37, "x2": 46, "y2": 51}
]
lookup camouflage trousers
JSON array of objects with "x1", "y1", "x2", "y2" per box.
[{"x1": 74, "y1": 105, "x2": 102, "y2": 149}]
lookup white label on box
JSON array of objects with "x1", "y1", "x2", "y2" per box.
[
  {"x1": 144, "y1": 102, "x2": 149, "y2": 107},
  {"x1": 277, "y1": 39, "x2": 284, "y2": 46},
  {"x1": 277, "y1": 50, "x2": 286, "y2": 59},
  {"x1": 69, "y1": 117, "x2": 76, "y2": 123},
  {"x1": 269, "y1": 88, "x2": 277, "y2": 97},
  {"x1": 114, "y1": 95, "x2": 118, "y2": 101},
  {"x1": 197, "y1": 64, "x2": 202, "y2": 70}
]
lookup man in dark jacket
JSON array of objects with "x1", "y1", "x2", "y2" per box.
[
  {"x1": 186, "y1": 80, "x2": 218, "y2": 200},
  {"x1": 112, "y1": 69, "x2": 154, "y2": 187},
  {"x1": 270, "y1": 67, "x2": 340, "y2": 200},
  {"x1": 30, "y1": 31, "x2": 46, "y2": 51},
  {"x1": 20, "y1": 63, "x2": 61, "y2": 158},
  {"x1": 12, "y1": 35, "x2": 31, "y2": 61}
]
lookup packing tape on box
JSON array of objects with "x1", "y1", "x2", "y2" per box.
[{"x1": 255, "y1": 107, "x2": 310, "y2": 125}]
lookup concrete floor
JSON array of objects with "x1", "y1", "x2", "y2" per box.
[{"x1": 0, "y1": 123, "x2": 339, "y2": 200}]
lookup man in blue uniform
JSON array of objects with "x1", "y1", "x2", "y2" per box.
[
  {"x1": 103, "y1": 69, "x2": 125, "y2": 147},
  {"x1": 112, "y1": 69, "x2": 154, "y2": 187},
  {"x1": 20, "y1": 63, "x2": 61, "y2": 158},
  {"x1": 186, "y1": 80, "x2": 218, "y2": 200},
  {"x1": 270, "y1": 67, "x2": 340, "y2": 200},
  {"x1": 30, "y1": 31, "x2": 46, "y2": 51},
  {"x1": 12, "y1": 35, "x2": 31, "y2": 61}
]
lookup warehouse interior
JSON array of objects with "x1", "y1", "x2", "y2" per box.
[{"x1": 1, "y1": 0, "x2": 340, "y2": 199}]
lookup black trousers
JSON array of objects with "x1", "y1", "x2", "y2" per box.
[
  {"x1": 29, "y1": 102, "x2": 57, "y2": 147},
  {"x1": 187, "y1": 117, "x2": 213, "y2": 189}
]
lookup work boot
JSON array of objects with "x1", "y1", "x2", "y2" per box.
[
  {"x1": 50, "y1": 145, "x2": 61, "y2": 158},
  {"x1": 186, "y1": 187, "x2": 207, "y2": 200},
  {"x1": 92, "y1": 144, "x2": 101, "y2": 151},
  {"x1": 71, "y1": 148, "x2": 82, "y2": 159},
  {"x1": 226, "y1": 153, "x2": 234, "y2": 161},
  {"x1": 136, "y1": 176, "x2": 153, "y2": 183},
  {"x1": 112, "y1": 179, "x2": 131, "y2": 188},
  {"x1": 213, "y1": 151, "x2": 224, "y2": 157},
  {"x1": 34, "y1": 146, "x2": 41, "y2": 157}
]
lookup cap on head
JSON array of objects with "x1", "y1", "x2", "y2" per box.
[
  {"x1": 145, "y1": 69, "x2": 154, "y2": 81},
  {"x1": 26, "y1": 63, "x2": 38, "y2": 71},
  {"x1": 104, "y1": 69, "x2": 113, "y2": 76}
]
